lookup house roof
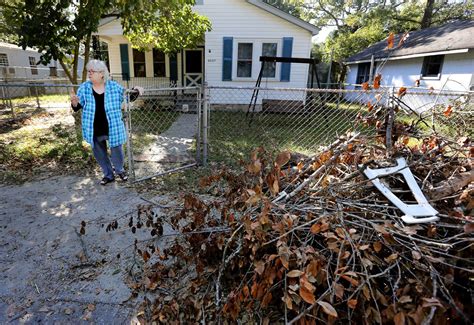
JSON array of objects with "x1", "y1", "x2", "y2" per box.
[
  {"x1": 246, "y1": 0, "x2": 319, "y2": 35},
  {"x1": 345, "y1": 20, "x2": 474, "y2": 64},
  {"x1": 98, "y1": 1, "x2": 320, "y2": 35}
]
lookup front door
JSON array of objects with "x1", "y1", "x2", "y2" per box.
[{"x1": 184, "y1": 49, "x2": 203, "y2": 87}]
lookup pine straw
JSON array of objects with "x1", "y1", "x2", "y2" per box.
[{"x1": 128, "y1": 132, "x2": 473, "y2": 324}]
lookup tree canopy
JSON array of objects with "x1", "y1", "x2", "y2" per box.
[
  {"x1": 0, "y1": 0, "x2": 212, "y2": 84},
  {"x1": 281, "y1": 0, "x2": 473, "y2": 63}
]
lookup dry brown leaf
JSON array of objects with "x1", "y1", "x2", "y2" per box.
[
  {"x1": 464, "y1": 223, "x2": 474, "y2": 234},
  {"x1": 318, "y1": 301, "x2": 338, "y2": 318},
  {"x1": 341, "y1": 274, "x2": 359, "y2": 286},
  {"x1": 275, "y1": 151, "x2": 291, "y2": 167},
  {"x1": 385, "y1": 253, "x2": 398, "y2": 263},
  {"x1": 299, "y1": 286, "x2": 316, "y2": 304},
  {"x1": 284, "y1": 294, "x2": 293, "y2": 310},
  {"x1": 347, "y1": 299, "x2": 358, "y2": 309},
  {"x1": 443, "y1": 105, "x2": 453, "y2": 117},
  {"x1": 261, "y1": 292, "x2": 272, "y2": 307},
  {"x1": 421, "y1": 297, "x2": 443, "y2": 308},
  {"x1": 287, "y1": 270, "x2": 304, "y2": 278},
  {"x1": 367, "y1": 101, "x2": 374, "y2": 112},
  {"x1": 310, "y1": 223, "x2": 321, "y2": 234},
  {"x1": 387, "y1": 32, "x2": 395, "y2": 49},
  {"x1": 247, "y1": 160, "x2": 262, "y2": 174},
  {"x1": 394, "y1": 312, "x2": 406, "y2": 325},
  {"x1": 398, "y1": 87, "x2": 407, "y2": 98},
  {"x1": 373, "y1": 74, "x2": 382, "y2": 89},
  {"x1": 255, "y1": 261, "x2": 265, "y2": 275},
  {"x1": 398, "y1": 32, "x2": 409, "y2": 47},
  {"x1": 399, "y1": 295, "x2": 412, "y2": 304}
]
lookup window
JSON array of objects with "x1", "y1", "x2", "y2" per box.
[
  {"x1": 356, "y1": 62, "x2": 376, "y2": 84},
  {"x1": 153, "y1": 49, "x2": 166, "y2": 77},
  {"x1": 92, "y1": 37, "x2": 110, "y2": 70},
  {"x1": 29, "y1": 56, "x2": 38, "y2": 75},
  {"x1": 49, "y1": 66, "x2": 57, "y2": 77},
  {"x1": 237, "y1": 43, "x2": 253, "y2": 78},
  {"x1": 262, "y1": 43, "x2": 277, "y2": 78},
  {"x1": 0, "y1": 53, "x2": 8, "y2": 66},
  {"x1": 133, "y1": 49, "x2": 146, "y2": 77},
  {"x1": 421, "y1": 55, "x2": 444, "y2": 78},
  {"x1": 195, "y1": 0, "x2": 203, "y2": 4}
]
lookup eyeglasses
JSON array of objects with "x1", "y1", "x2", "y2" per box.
[{"x1": 87, "y1": 70, "x2": 101, "y2": 74}]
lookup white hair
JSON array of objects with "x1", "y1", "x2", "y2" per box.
[{"x1": 86, "y1": 59, "x2": 110, "y2": 81}]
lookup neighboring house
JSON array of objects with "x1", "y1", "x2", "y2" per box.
[
  {"x1": 95, "y1": 0, "x2": 319, "y2": 99},
  {"x1": 345, "y1": 20, "x2": 474, "y2": 92},
  {"x1": 0, "y1": 42, "x2": 84, "y2": 82}
]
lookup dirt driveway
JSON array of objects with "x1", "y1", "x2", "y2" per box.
[{"x1": 0, "y1": 174, "x2": 178, "y2": 323}]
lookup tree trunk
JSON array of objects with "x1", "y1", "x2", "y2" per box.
[
  {"x1": 59, "y1": 59, "x2": 82, "y2": 143},
  {"x1": 420, "y1": 0, "x2": 435, "y2": 29},
  {"x1": 82, "y1": 32, "x2": 92, "y2": 82}
]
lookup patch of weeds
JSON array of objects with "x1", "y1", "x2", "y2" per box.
[
  {"x1": 133, "y1": 166, "x2": 216, "y2": 195},
  {"x1": 0, "y1": 123, "x2": 94, "y2": 182}
]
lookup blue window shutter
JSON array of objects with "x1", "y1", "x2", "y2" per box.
[
  {"x1": 170, "y1": 53, "x2": 178, "y2": 82},
  {"x1": 119, "y1": 44, "x2": 130, "y2": 81},
  {"x1": 222, "y1": 37, "x2": 233, "y2": 81},
  {"x1": 280, "y1": 37, "x2": 293, "y2": 82}
]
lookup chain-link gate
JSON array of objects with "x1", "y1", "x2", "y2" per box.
[{"x1": 124, "y1": 87, "x2": 202, "y2": 182}]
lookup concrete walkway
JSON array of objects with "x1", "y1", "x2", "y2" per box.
[{"x1": 133, "y1": 113, "x2": 199, "y2": 178}]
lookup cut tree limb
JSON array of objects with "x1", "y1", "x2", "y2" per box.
[{"x1": 428, "y1": 170, "x2": 473, "y2": 200}]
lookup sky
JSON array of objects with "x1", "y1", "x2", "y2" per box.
[{"x1": 313, "y1": 26, "x2": 336, "y2": 44}]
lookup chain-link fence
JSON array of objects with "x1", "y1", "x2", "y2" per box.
[
  {"x1": 203, "y1": 85, "x2": 472, "y2": 166},
  {"x1": 390, "y1": 88, "x2": 473, "y2": 140},
  {"x1": 204, "y1": 86, "x2": 392, "y2": 164},
  {"x1": 125, "y1": 87, "x2": 202, "y2": 181},
  {"x1": 2, "y1": 81, "x2": 472, "y2": 181},
  {"x1": 0, "y1": 83, "x2": 74, "y2": 119}
]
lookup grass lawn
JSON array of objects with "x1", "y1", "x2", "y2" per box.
[
  {"x1": 207, "y1": 104, "x2": 374, "y2": 165},
  {"x1": 0, "y1": 106, "x2": 94, "y2": 183}
]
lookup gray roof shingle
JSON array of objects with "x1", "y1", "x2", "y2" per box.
[{"x1": 345, "y1": 20, "x2": 474, "y2": 63}]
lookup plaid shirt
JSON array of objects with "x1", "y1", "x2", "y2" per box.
[{"x1": 77, "y1": 80, "x2": 126, "y2": 148}]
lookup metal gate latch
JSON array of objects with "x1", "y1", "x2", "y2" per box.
[{"x1": 363, "y1": 157, "x2": 439, "y2": 224}]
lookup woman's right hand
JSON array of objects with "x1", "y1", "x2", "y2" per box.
[{"x1": 70, "y1": 88, "x2": 79, "y2": 107}]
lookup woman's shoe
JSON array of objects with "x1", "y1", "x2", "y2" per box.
[
  {"x1": 100, "y1": 177, "x2": 115, "y2": 186},
  {"x1": 117, "y1": 172, "x2": 128, "y2": 181}
]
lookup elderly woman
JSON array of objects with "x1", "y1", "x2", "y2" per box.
[{"x1": 70, "y1": 59, "x2": 142, "y2": 185}]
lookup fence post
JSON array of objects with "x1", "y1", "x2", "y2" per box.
[
  {"x1": 32, "y1": 84, "x2": 40, "y2": 109},
  {"x1": 196, "y1": 87, "x2": 202, "y2": 164},
  {"x1": 385, "y1": 86, "x2": 396, "y2": 155},
  {"x1": 202, "y1": 83, "x2": 209, "y2": 167},
  {"x1": 4, "y1": 83, "x2": 15, "y2": 119},
  {"x1": 124, "y1": 90, "x2": 136, "y2": 181}
]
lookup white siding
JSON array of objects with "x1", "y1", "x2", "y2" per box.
[
  {"x1": 0, "y1": 43, "x2": 83, "y2": 81},
  {"x1": 345, "y1": 51, "x2": 474, "y2": 113},
  {"x1": 98, "y1": 1, "x2": 313, "y2": 88},
  {"x1": 195, "y1": 0, "x2": 312, "y2": 88},
  {"x1": 347, "y1": 51, "x2": 474, "y2": 91}
]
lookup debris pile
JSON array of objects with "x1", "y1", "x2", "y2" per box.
[{"x1": 129, "y1": 132, "x2": 472, "y2": 324}]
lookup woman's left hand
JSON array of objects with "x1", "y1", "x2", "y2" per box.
[{"x1": 133, "y1": 86, "x2": 144, "y2": 96}]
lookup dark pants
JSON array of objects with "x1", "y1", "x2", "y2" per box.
[{"x1": 92, "y1": 135, "x2": 124, "y2": 180}]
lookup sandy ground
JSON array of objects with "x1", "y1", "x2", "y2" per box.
[{"x1": 0, "y1": 174, "x2": 178, "y2": 323}]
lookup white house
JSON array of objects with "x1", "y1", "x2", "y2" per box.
[
  {"x1": 0, "y1": 42, "x2": 84, "y2": 82},
  {"x1": 95, "y1": 0, "x2": 319, "y2": 96},
  {"x1": 345, "y1": 20, "x2": 474, "y2": 92}
]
